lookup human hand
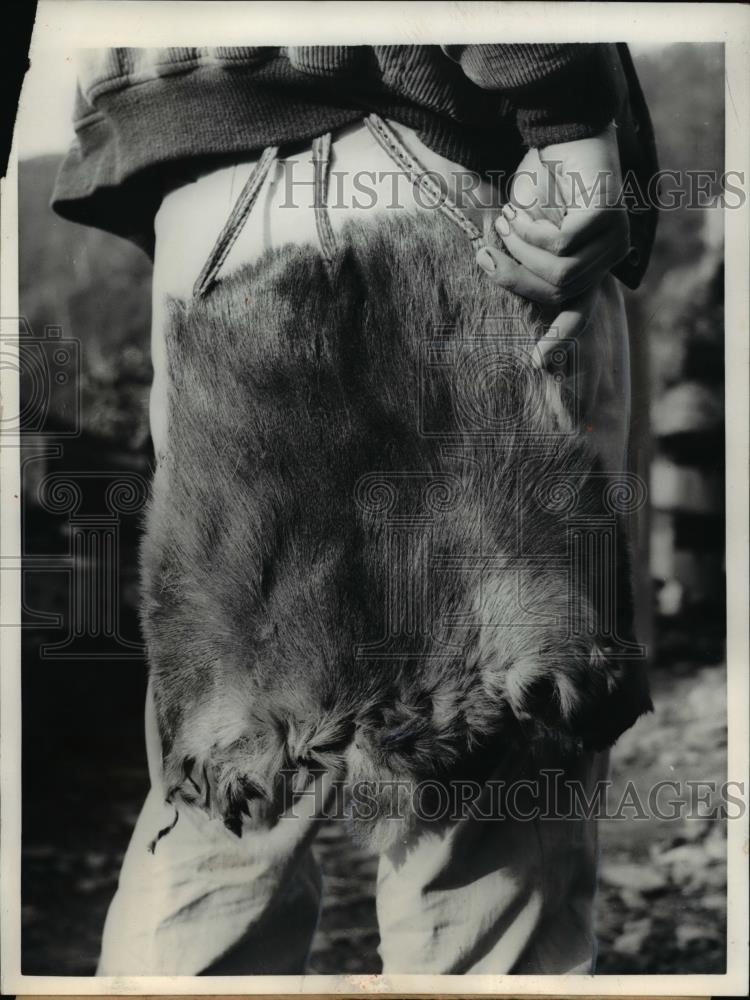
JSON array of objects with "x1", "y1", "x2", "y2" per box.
[{"x1": 477, "y1": 125, "x2": 630, "y2": 353}]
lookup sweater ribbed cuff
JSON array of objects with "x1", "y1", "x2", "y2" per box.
[
  {"x1": 514, "y1": 45, "x2": 623, "y2": 147},
  {"x1": 455, "y1": 43, "x2": 623, "y2": 149}
]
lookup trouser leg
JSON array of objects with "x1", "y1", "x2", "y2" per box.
[
  {"x1": 575, "y1": 275, "x2": 631, "y2": 478},
  {"x1": 376, "y1": 749, "x2": 609, "y2": 974},
  {"x1": 376, "y1": 276, "x2": 633, "y2": 974},
  {"x1": 99, "y1": 250, "x2": 326, "y2": 974},
  {"x1": 97, "y1": 685, "x2": 324, "y2": 975}
]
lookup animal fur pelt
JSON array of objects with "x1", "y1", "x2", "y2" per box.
[{"x1": 142, "y1": 212, "x2": 652, "y2": 848}]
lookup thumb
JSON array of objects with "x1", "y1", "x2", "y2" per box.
[{"x1": 531, "y1": 288, "x2": 598, "y2": 369}]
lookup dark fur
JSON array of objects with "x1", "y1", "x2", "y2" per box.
[{"x1": 142, "y1": 213, "x2": 652, "y2": 847}]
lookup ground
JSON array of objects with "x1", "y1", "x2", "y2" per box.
[{"x1": 21, "y1": 659, "x2": 727, "y2": 976}]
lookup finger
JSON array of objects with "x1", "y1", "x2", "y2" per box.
[
  {"x1": 495, "y1": 207, "x2": 562, "y2": 250},
  {"x1": 532, "y1": 289, "x2": 599, "y2": 369},
  {"x1": 476, "y1": 246, "x2": 572, "y2": 306},
  {"x1": 499, "y1": 201, "x2": 628, "y2": 259},
  {"x1": 497, "y1": 214, "x2": 629, "y2": 292}
]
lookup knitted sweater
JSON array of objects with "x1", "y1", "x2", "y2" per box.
[{"x1": 51, "y1": 43, "x2": 658, "y2": 287}]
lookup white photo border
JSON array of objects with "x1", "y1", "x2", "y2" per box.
[{"x1": 2, "y1": 2, "x2": 748, "y2": 995}]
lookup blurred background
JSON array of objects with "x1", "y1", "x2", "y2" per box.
[{"x1": 16, "y1": 43, "x2": 726, "y2": 975}]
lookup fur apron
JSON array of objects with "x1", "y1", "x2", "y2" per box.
[{"x1": 142, "y1": 212, "x2": 652, "y2": 847}]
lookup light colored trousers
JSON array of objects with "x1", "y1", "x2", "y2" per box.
[{"x1": 98, "y1": 121, "x2": 630, "y2": 976}]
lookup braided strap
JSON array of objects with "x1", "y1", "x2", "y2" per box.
[
  {"x1": 363, "y1": 113, "x2": 484, "y2": 250},
  {"x1": 312, "y1": 132, "x2": 338, "y2": 265},
  {"x1": 193, "y1": 145, "x2": 279, "y2": 299}
]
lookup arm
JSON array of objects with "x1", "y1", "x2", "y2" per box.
[
  {"x1": 445, "y1": 44, "x2": 633, "y2": 312},
  {"x1": 442, "y1": 43, "x2": 625, "y2": 147}
]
